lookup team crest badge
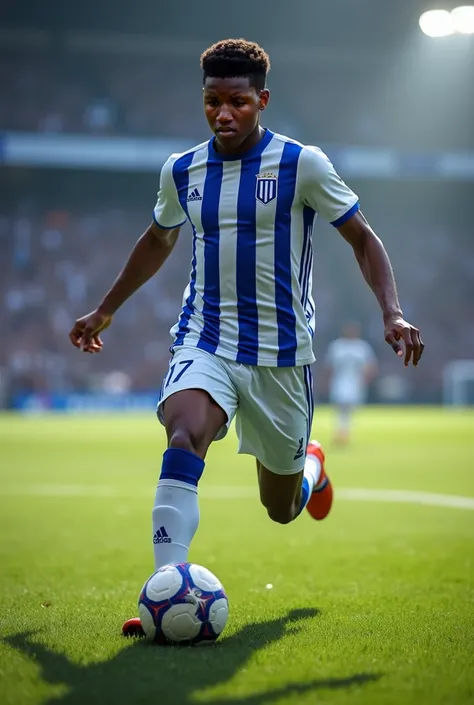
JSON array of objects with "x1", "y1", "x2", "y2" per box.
[{"x1": 255, "y1": 172, "x2": 278, "y2": 205}]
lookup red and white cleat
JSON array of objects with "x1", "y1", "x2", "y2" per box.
[
  {"x1": 122, "y1": 617, "x2": 145, "y2": 638},
  {"x1": 305, "y1": 441, "x2": 333, "y2": 521}
]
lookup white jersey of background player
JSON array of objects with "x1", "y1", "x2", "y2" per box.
[{"x1": 325, "y1": 322, "x2": 377, "y2": 444}]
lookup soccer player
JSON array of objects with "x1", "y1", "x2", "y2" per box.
[
  {"x1": 324, "y1": 322, "x2": 378, "y2": 445},
  {"x1": 68, "y1": 39, "x2": 424, "y2": 636}
]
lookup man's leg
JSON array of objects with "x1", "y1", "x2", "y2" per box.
[
  {"x1": 123, "y1": 347, "x2": 238, "y2": 636},
  {"x1": 152, "y1": 389, "x2": 227, "y2": 570},
  {"x1": 257, "y1": 444, "x2": 325, "y2": 524},
  {"x1": 335, "y1": 403, "x2": 352, "y2": 445},
  {"x1": 123, "y1": 387, "x2": 227, "y2": 637},
  {"x1": 256, "y1": 461, "x2": 304, "y2": 524},
  {"x1": 235, "y1": 364, "x2": 331, "y2": 526}
]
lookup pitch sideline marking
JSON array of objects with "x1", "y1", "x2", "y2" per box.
[{"x1": 1, "y1": 485, "x2": 474, "y2": 510}]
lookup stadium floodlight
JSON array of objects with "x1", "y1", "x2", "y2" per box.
[
  {"x1": 451, "y1": 5, "x2": 474, "y2": 33},
  {"x1": 419, "y1": 9, "x2": 455, "y2": 36}
]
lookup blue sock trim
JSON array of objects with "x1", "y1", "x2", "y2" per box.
[
  {"x1": 297, "y1": 477, "x2": 310, "y2": 517},
  {"x1": 160, "y1": 448, "x2": 205, "y2": 487}
]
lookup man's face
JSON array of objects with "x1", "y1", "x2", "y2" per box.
[{"x1": 203, "y1": 76, "x2": 269, "y2": 152}]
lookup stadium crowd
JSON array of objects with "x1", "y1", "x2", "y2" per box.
[
  {"x1": 1, "y1": 191, "x2": 472, "y2": 406},
  {"x1": 1, "y1": 43, "x2": 472, "y2": 406},
  {"x1": 1, "y1": 46, "x2": 472, "y2": 150}
]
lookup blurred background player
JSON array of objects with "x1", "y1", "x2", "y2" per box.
[{"x1": 324, "y1": 323, "x2": 377, "y2": 445}]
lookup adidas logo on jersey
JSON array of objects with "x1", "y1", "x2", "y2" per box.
[
  {"x1": 153, "y1": 526, "x2": 171, "y2": 544},
  {"x1": 187, "y1": 188, "x2": 202, "y2": 202},
  {"x1": 293, "y1": 437, "x2": 305, "y2": 461}
]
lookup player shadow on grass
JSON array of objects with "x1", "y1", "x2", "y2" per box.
[{"x1": 4, "y1": 608, "x2": 382, "y2": 705}]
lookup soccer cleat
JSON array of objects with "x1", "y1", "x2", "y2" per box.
[
  {"x1": 122, "y1": 617, "x2": 145, "y2": 638},
  {"x1": 305, "y1": 440, "x2": 333, "y2": 521}
]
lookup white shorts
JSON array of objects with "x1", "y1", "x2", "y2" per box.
[
  {"x1": 157, "y1": 346, "x2": 314, "y2": 475},
  {"x1": 329, "y1": 382, "x2": 366, "y2": 407}
]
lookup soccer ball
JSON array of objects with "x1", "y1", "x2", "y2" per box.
[{"x1": 138, "y1": 562, "x2": 229, "y2": 645}]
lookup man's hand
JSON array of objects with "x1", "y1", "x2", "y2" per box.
[
  {"x1": 69, "y1": 309, "x2": 112, "y2": 354},
  {"x1": 384, "y1": 316, "x2": 424, "y2": 367}
]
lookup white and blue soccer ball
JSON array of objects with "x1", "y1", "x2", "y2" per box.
[{"x1": 138, "y1": 563, "x2": 229, "y2": 645}]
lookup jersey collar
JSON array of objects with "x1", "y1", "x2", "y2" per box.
[{"x1": 208, "y1": 128, "x2": 274, "y2": 162}]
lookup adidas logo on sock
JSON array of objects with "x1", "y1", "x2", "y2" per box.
[
  {"x1": 153, "y1": 526, "x2": 171, "y2": 544},
  {"x1": 187, "y1": 188, "x2": 203, "y2": 202}
]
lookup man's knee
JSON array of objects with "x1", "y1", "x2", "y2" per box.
[
  {"x1": 168, "y1": 427, "x2": 206, "y2": 457},
  {"x1": 163, "y1": 389, "x2": 226, "y2": 459},
  {"x1": 257, "y1": 461, "x2": 302, "y2": 525},
  {"x1": 265, "y1": 503, "x2": 296, "y2": 525}
]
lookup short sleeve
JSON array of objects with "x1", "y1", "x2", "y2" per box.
[
  {"x1": 153, "y1": 156, "x2": 187, "y2": 229},
  {"x1": 299, "y1": 146, "x2": 359, "y2": 226}
]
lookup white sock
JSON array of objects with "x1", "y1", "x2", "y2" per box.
[
  {"x1": 298, "y1": 451, "x2": 323, "y2": 514},
  {"x1": 152, "y1": 479, "x2": 199, "y2": 570},
  {"x1": 305, "y1": 453, "x2": 322, "y2": 491}
]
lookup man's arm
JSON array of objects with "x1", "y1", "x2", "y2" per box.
[
  {"x1": 337, "y1": 210, "x2": 424, "y2": 367},
  {"x1": 98, "y1": 221, "x2": 179, "y2": 316},
  {"x1": 69, "y1": 221, "x2": 180, "y2": 353}
]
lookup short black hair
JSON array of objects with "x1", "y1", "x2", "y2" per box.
[{"x1": 201, "y1": 38, "x2": 270, "y2": 92}]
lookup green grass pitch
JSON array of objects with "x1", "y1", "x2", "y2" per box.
[{"x1": 0, "y1": 407, "x2": 473, "y2": 705}]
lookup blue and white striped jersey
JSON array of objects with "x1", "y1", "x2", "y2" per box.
[{"x1": 154, "y1": 129, "x2": 359, "y2": 367}]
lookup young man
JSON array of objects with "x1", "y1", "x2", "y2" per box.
[
  {"x1": 324, "y1": 322, "x2": 378, "y2": 445},
  {"x1": 69, "y1": 39, "x2": 424, "y2": 635}
]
